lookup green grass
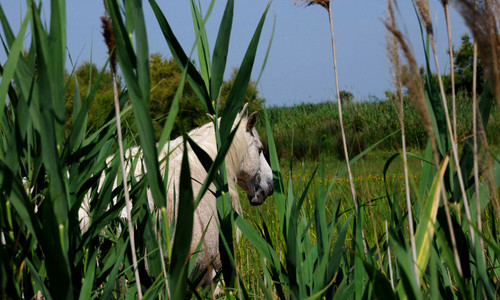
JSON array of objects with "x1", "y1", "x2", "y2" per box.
[
  {"x1": 258, "y1": 97, "x2": 500, "y2": 161},
  {"x1": 235, "y1": 152, "x2": 425, "y2": 294}
]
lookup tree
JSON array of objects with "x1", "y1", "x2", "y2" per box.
[
  {"x1": 339, "y1": 90, "x2": 354, "y2": 103},
  {"x1": 443, "y1": 33, "x2": 485, "y2": 96},
  {"x1": 149, "y1": 53, "x2": 204, "y2": 139},
  {"x1": 65, "y1": 55, "x2": 265, "y2": 140},
  {"x1": 65, "y1": 62, "x2": 118, "y2": 135},
  {"x1": 218, "y1": 67, "x2": 265, "y2": 113},
  {"x1": 149, "y1": 55, "x2": 265, "y2": 139}
]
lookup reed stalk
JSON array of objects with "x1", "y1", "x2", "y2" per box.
[
  {"x1": 386, "y1": 0, "x2": 419, "y2": 285},
  {"x1": 471, "y1": 1, "x2": 486, "y2": 267},
  {"x1": 442, "y1": 0, "x2": 457, "y2": 141},
  {"x1": 326, "y1": 2, "x2": 369, "y2": 258},
  {"x1": 326, "y1": 6, "x2": 358, "y2": 215},
  {"x1": 101, "y1": 15, "x2": 143, "y2": 298},
  {"x1": 297, "y1": 0, "x2": 366, "y2": 255}
]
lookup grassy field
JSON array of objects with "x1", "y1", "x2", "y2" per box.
[
  {"x1": 257, "y1": 99, "x2": 500, "y2": 161},
  {"x1": 235, "y1": 151, "x2": 426, "y2": 294}
]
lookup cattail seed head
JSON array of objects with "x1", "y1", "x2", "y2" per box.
[
  {"x1": 294, "y1": 0, "x2": 330, "y2": 11},
  {"x1": 101, "y1": 15, "x2": 117, "y2": 74}
]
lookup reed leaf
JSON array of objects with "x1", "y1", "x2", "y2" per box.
[
  {"x1": 148, "y1": 0, "x2": 213, "y2": 114},
  {"x1": 190, "y1": 0, "x2": 212, "y2": 91},
  {"x1": 105, "y1": 0, "x2": 166, "y2": 210},
  {"x1": 0, "y1": 12, "x2": 28, "y2": 124},
  {"x1": 414, "y1": 155, "x2": 449, "y2": 279},
  {"x1": 219, "y1": 2, "x2": 270, "y2": 142},
  {"x1": 210, "y1": 0, "x2": 234, "y2": 102},
  {"x1": 168, "y1": 138, "x2": 194, "y2": 299}
]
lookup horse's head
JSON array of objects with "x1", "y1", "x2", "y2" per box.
[{"x1": 236, "y1": 104, "x2": 274, "y2": 206}]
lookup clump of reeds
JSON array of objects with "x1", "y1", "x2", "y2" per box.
[
  {"x1": 452, "y1": 0, "x2": 500, "y2": 252},
  {"x1": 384, "y1": 0, "x2": 468, "y2": 281}
]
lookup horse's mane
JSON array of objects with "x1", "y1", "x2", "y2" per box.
[{"x1": 159, "y1": 116, "x2": 249, "y2": 213}]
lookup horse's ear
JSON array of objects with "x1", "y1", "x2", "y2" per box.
[
  {"x1": 240, "y1": 103, "x2": 249, "y2": 118},
  {"x1": 206, "y1": 113, "x2": 215, "y2": 122},
  {"x1": 246, "y1": 111, "x2": 258, "y2": 131}
]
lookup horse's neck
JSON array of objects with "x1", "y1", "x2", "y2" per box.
[{"x1": 158, "y1": 121, "x2": 246, "y2": 212}]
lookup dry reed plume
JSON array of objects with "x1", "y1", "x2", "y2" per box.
[
  {"x1": 383, "y1": 23, "x2": 436, "y2": 154},
  {"x1": 451, "y1": 0, "x2": 500, "y2": 111},
  {"x1": 100, "y1": 15, "x2": 117, "y2": 74}
]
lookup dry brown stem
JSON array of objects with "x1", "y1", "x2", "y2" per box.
[
  {"x1": 385, "y1": 0, "x2": 419, "y2": 285},
  {"x1": 443, "y1": 2, "x2": 457, "y2": 140},
  {"x1": 101, "y1": 14, "x2": 143, "y2": 299}
]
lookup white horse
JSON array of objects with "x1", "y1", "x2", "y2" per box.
[
  {"x1": 80, "y1": 103, "x2": 273, "y2": 285},
  {"x1": 159, "y1": 103, "x2": 273, "y2": 285}
]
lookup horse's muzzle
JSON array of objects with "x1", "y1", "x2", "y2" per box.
[{"x1": 248, "y1": 183, "x2": 273, "y2": 206}]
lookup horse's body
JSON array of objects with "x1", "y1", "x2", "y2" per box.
[
  {"x1": 80, "y1": 104, "x2": 273, "y2": 285},
  {"x1": 162, "y1": 105, "x2": 273, "y2": 284}
]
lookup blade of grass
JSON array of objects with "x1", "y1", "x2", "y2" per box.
[
  {"x1": 190, "y1": 0, "x2": 212, "y2": 91},
  {"x1": 168, "y1": 138, "x2": 194, "y2": 299},
  {"x1": 210, "y1": 0, "x2": 233, "y2": 101},
  {"x1": 105, "y1": 0, "x2": 166, "y2": 210},
  {"x1": 219, "y1": 2, "x2": 270, "y2": 142},
  {"x1": 148, "y1": 0, "x2": 213, "y2": 114},
  {"x1": 0, "y1": 11, "x2": 29, "y2": 130},
  {"x1": 414, "y1": 155, "x2": 449, "y2": 280}
]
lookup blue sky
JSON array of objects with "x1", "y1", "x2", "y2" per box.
[{"x1": 2, "y1": 1, "x2": 470, "y2": 106}]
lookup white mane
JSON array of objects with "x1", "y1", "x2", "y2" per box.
[{"x1": 158, "y1": 115, "x2": 249, "y2": 213}]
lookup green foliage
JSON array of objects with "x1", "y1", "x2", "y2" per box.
[
  {"x1": 339, "y1": 90, "x2": 354, "y2": 103},
  {"x1": 65, "y1": 54, "x2": 265, "y2": 140},
  {"x1": 260, "y1": 97, "x2": 500, "y2": 161},
  {"x1": 148, "y1": 53, "x2": 205, "y2": 138},
  {"x1": 432, "y1": 33, "x2": 485, "y2": 98},
  {"x1": 65, "y1": 62, "x2": 117, "y2": 133},
  {"x1": 442, "y1": 33, "x2": 486, "y2": 96},
  {"x1": 219, "y1": 67, "x2": 265, "y2": 113}
]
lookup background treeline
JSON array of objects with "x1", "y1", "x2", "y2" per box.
[
  {"x1": 67, "y1": 33, "x2": 498, "y2": 161},
  {"x1": 65, "y1": 53, "x2": 264, "y2": 139},
  {"x1": 259, "y1": 96, "x2": 500, "y2": 160}
]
